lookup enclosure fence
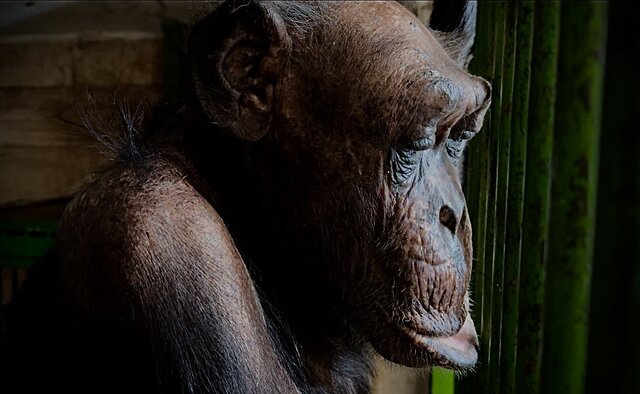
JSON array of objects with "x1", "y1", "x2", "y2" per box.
[{"x1": 432, "y1": 1, "x2": 626, "y2": 394}]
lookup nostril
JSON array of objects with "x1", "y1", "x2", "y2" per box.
[{"x1": 439, "y1": 205, "x2": 458, "y2": 235}]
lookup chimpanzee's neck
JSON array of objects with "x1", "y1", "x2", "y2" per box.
[{"x1": 181, "y1": 129, "x2": 375, "y2": 392}]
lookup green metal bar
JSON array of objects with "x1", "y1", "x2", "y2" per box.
[
  {"x1": 516, "y1": 2, "x2": 560, "y2": 394},
  {"x1": 458, "y1": 2, "x2": 495, "y2": 392},
  {"x1": 488, "y1": 2, "x2": 517, "y2": 392},
  {"x1": 0, "y1": 220, "x2": 57, "y2": 233},
  {"x1": 0, "y1": 220, "x2": 57, "y2": 268},
  {"x1": 0, "y1": 236, "x2": 55, "y2": 268},
  {"x1": 468, "y1": 0, "x2": 496, "y2": 342},
  {"x1": 432, "y1": 368, "x2": 455, "y2": 394},
  {"x1": 479, "y1": 3, "x2": 506, "y2": 392},
  {"x1": 464, "y1": 0, "x2": 492, "y2": 231},
  {"x1": 542, "y1": 2, "x2": 608, "y2": 394},
  {"x1": 499, "y1": 2, "x2": 534, "y2": 394},
  {"x1": 585, "y1": 4, "x2": 640, "y2": 393},
  {"x1": 466, "y1": 0, "x2": 495, "y2": 331}
]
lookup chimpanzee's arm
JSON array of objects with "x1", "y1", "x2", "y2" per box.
[{"x1": 53, "y1": 160, "x2": 300, "y2": 393}]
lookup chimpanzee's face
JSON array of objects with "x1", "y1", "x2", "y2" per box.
[
  {"x1": 274, "y1": 2, "x2": 490, "y2": 370},
  {"x1": 189, "y1": 0, "x2": 491, "y2": 371}
]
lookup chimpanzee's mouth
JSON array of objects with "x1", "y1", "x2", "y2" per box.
[
  {"x1": 396, "y1": 314, "x2": 479, "y2": 370},
  {"x1": 372, "y1": 305, "x2": 479, "y2": 371}
]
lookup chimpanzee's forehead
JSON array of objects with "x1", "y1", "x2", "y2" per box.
[
  {"x1": 331, "y1": 3, "x2": 451, "y2": 60},
  {"x1": 324, "y1": 2, "x2": 467, "y2": 87},
  {"x1": 286, "y1": 1, "x2": 486, "y2": 141},
  {"x1": 318, "y1": 4, "x2": 472, "y2": 108}
]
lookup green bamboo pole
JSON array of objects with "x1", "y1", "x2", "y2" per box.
[
  {"x1": 541, "y1": 2, "x2": 608, "y2": 394},
  {"x1": 466, "y1": 0, "x2": 491, "y2": 324},
  {"x1": 472, "y1": 2, "x2": 495, "y2": 338},
  {"x1": 488, "y1": 2, "x2": 517, "y2": 392},
  {"x1": 475, "y1": 2, "x2": 506, "y2": 394},
  {"x1": 457, "y1": 3, "x2": 494, "y2": 392},
  {"x1": 583, "y1": 71, "x2": 621, "y2": 392},
  {"x1": 499, "y1": 3, "x2": 534, "y2": 394},
  {"x1": 516, "y1": 2, "x2": 560, "y2": 394},
  {"x1": 585, "y1": 4, "x2": 639, "y2": 393},
  {"x1": 479, "y1": 3, "x2": 506, "y2": 393},
  {"x1": 478, "y1": 2, "x2": 506, "y2": 394},
  {"x1": 468, "y1": 0, "x2": 497, "y2": 339},
  {"x1": 432, "y1": 367, "x2": 455, "y2": 394}
]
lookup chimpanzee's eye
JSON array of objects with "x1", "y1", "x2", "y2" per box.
[
  {"x1": 445, "y1": 139, "x2": 465, "y2": 160},
  {"x1": 391, "y1": 147, "x2": 420, "y2": 186},
  {"x1": 406, "y1": 134, "x2": 436, "y2": 151},
  {"x1": 390, "y1": 124, "x2": 436, "y2": 186},
  {"x1": 449, "y1": 112, "x2": 480, "y2": 142},
  {"x1": 449, "y1": 130, "x2": 476, "y2": 142},
  {"x1": 446, "y1": 125, "x2": 476, "y2": 161}
]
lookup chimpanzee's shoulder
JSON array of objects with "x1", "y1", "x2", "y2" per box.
[
  {"x1": 56, "y1": 154, "x2": 235, "y2": 283},
  {"x1": 60, "y1": 154, "x2": 199, "y2": 226}
]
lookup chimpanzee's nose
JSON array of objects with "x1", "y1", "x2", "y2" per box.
[{"x1": 440, "y1": 205, "x2": 458, "y2": 235}]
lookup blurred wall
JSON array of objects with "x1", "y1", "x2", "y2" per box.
[{"x1": 0, "y1": 1, "x2": 196, "y2": 206}]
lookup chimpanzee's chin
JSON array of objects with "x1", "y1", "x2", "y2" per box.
[{"x1": 370, "y1": 314, "x2": 479, "y2": 371}]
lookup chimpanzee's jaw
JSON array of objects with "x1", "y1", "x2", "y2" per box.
[
  {"x1": 417, "y1": 314, "x2": 479, "y2": 370},
  {"x1": 370, "y1": 308, "x2": 478, "y2": 371}
]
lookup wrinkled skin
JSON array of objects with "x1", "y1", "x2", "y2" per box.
[
  {"x1": 267, "y1": 3, "x2": 491, "y2": 369},
  {"x1": 1, "y1": 1, "x2": 491, "y2": 393}
]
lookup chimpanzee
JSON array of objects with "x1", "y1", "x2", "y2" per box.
[{"x1": 1, "y1": 1, "x2": 490, "y2": 393}]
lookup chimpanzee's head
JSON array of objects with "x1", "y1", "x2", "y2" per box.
[{"x1": 188, "y1": 1, "x2": 491, "y2": 371}]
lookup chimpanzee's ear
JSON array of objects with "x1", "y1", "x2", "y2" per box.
[
  {"x1": 188, "y1": 0, "x2": 291, "y2": 141},
  {"x1": 429, "y1": 0, "x2": 476, "y2": 69}
]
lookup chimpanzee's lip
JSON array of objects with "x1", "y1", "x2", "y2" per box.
[
  {"x1": 396, "y1": 314, "x2": 479, "y2": 370},
  {"x1": 374, "y1": 304, "x2": 479, "y2": 370}
]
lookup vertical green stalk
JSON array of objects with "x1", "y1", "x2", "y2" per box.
[
  {"x1": 470, "y1": 0, "x2": 497, "y2": 367},
  {"x1": 585, "y1": 2, "x2": 638, "y2": 392},
  {"x1": 479, "y1": 3, "x2": 506, "y2": 393},
  {"x1": 466, "y1": 0, "x2": 489, "y2": 322},
  {"x1": 516, "y1": 2, "x2": 560, "y2": 394},
  {"x1": 488, "y1": 2, "x2": 517, "y2": 392},
  {"x1": 542, "y1": 2, "x2": 608, "y2": 394},
  {"x1": 467, "y1": 0, "x2": 496, "y2": 340},
  {"x1": 458, "y1": 3, "x2": 495, "y2": 392},
  {"x1": 499, "y1": 2, "x2": 533, "y2": 394},
  {"x1": 432, "y1": 368, "x2": 455, "y2": 394}
]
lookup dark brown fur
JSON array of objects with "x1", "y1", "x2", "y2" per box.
[{"x1": 1, "y1": 2, "x2": 490, "y2": 393}]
